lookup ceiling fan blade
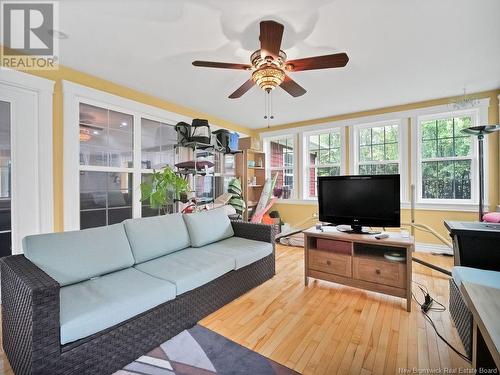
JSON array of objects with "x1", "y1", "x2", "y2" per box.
[
  {"x1": 280, "y1": 75, "x2": 306, "y2": 97},
  {"x1": 259, "y1": 20, "x2": 284, "y2": 59},
  {"x1": 192, "y1": 61, "x2": 251, "y2": 70},
  {"x1": 228, "y1": 79, "x2": 255, "y2": 99},
  {"x1": 286, "y1": 53, "x2": 349, "y2": 71}
]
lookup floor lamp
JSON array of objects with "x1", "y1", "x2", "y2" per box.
[{"x1": 462, "y1": 125, "x2": 500, "y2": 221}]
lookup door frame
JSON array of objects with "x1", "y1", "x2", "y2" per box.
[{"x1": 0, "y1": 69, "x2": 54, "y2": 254}]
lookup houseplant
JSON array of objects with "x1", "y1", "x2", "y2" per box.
[{"x1": 140, "y1": 166, "x2": 190, "y2": 214}]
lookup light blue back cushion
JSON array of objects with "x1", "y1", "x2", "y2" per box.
[
  {"x1": 182, "y1": 208, "x2": 234, "y2": 247},
  {"x1": 123, "y1": 213, "x2": 191, "y2": 264},
  {"x1": 23, "y1": 224, "x2": 135, "y2": 286}
]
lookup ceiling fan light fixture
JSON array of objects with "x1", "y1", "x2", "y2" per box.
[{"x1": 252, "y1": 66, "x2": 285, "y2": 92}]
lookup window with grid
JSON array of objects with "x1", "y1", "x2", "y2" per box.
[
  {"x1": 79, "y1": 103, "x2": 134, "y2": 229},
  {"x1": 268, "y1": 137, "x2": 295, "y2": 199},
  {"x1": 419, "y1": 114, "x2": 474, "y2": 201},
  {"x1": 305, "y1": 130, "x2": 342, "y2": 198},
  {"x1": 357, "y1": 123, "x2": 399, "y2": 175}
]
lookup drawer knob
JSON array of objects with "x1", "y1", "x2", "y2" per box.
[
  {"x1": 375, "y1": 269, "x2": 381, "y2": 275},
  {"x1": 326, "y1": 260, "x2": 332, "y2": 266}
]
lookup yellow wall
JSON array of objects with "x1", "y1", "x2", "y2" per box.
[
  {"x1": 258, "y1": 90, "x2": 500, "y2": 245},
  {"x1": 15, "y1": 65, "x2": 253, "y2": 231}
]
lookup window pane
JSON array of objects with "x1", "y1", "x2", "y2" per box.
[
  {"x1": 270, "y1": 138, "x2": 294, "y2": 172},
  {"x1": 80, "y1": 103, "x2": 134, "y2": 168},
  {"x1": 437, "y1": 138, "x2": 453, "y2": 157},
  {"x1": 421, "y1": 140, "x2": 437, "y2": 159},
  {"x1": 421, "y1": 121, "x2": 436, "y2": 140},
  {"x1": 272, "y1": 169, "x2": 294, "y2": 199},
  {"x1": 372, "y1": 127, "x2": 384, "y2": 144},
  {"x1": 436, "y1": 118, "x2": 453, "y2": 138},
  {"x1": 80, "y1": 171, "x2": 132, "y2": 228},
  {"x1": 421, "y1": 159, "x2": 471, "y2": 200},
  {"x1": 309, "y1": 135, "x2": 319, "y2": 151},
  {"x1": 141, "y1": 118, "x2": 176, "y2": 170},
  {"x1": 357, "y1": 124, "x2": 399, "y2": 174},
  {"x1": 372, "y1": 144, "x2": 384, "y2": 161},
  {"x1": 385, "y1": 143, "x2": 398, "y2": 161},
  {"x1": 454, "y1": 136, "x2": 471, "y2": 157},
  {"x1": 359, "y1": 128, "x2": 371, "y2": 146},
  {"x1": 319, "y1": 134, "x2": 329, "y2": 149}
]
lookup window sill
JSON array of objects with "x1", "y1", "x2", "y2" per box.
[{"x1": 401, "y1": 201, "x2": 483, "y2": 212}]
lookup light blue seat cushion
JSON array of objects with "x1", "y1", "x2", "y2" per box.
[
  {"x1": 182, "y1": 208, "x2": 234, "y2": 247},
  {"x1": 23, "y1": 224, "x2": 134, "y2": 286},
  {"x1": 134, "y1": 248, "x2": 234, "y2": 295},
  {"x1": 452, "y1": 266, "x2": 500, "y2": 289},
  {"x1": 60, "y1": 267, "x2": 176, "y2": 345},
  {"x1": 201, "y1": 237, "x2": 273, "y2": 270},
  {"x1": 124, "y1": 213, "x2": 191, "y2": 263}
]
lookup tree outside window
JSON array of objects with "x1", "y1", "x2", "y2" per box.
[{"x1": 357, "y1": 124, "x2": 399, "y2": 175}]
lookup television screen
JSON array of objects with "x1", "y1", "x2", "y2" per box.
[{"x1": 318, "y1": 174, "x2": 400, "y2": 231}]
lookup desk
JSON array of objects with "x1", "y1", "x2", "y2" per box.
[{"x1": 460, "y1": 281, "x2": 500, "y2": 371}]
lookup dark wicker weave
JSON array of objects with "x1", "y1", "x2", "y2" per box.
[
  {"x1": 1, "y1": 221, "x2": 276, "y2": 375},
  {"x1": 449, "y1": 278, "x2": 472, "y2": 358}
]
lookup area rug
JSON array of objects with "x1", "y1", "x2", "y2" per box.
[{"x1": 113, "y1": 325, "x2": 299, "y2": 375}]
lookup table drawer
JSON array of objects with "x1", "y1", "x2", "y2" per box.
[
  {"x1": 353, "y1": 257, "x2": 406, "y2": 289},
  {"x1": 316, "y1": 238, "x2": 352, "y2": 255},
  {"x1": 308, "y1": 249, "x2": 352, "y2": 277}
]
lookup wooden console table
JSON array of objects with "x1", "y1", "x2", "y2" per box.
[{"x1": 303, "y1": 227, "x2": 414, "y2": 311}]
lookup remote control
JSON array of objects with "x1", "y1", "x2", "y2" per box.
[{"x1": 375, "y1": 233, "x2": 389, "y2": 240}]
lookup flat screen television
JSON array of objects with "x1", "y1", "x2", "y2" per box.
[{"x1": 318, "y1": 174, "x2": 400, "y2": 233}]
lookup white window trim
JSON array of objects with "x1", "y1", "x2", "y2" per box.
[
  {"x1": 349, "y1": 118, "x2": 409, "y2": 204},
  {"x1": 301, "y1": 127, "x2": 346, "y2": 200},
  {"x1": 0, "y1": 69, "x2": 54, "y2": 253},
  {"x1": 263, "y1": 134, "x2": 299, "y2": 201},
  {"x1": 412, "y1": 104, "x2": 489, "y2": 210},
  {"x1": 62, "y1": 81, "x2": 192, "y2": 231}
]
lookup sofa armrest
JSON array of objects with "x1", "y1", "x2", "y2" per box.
[
  {"x1": 231, "y1": 221, "x2": 276, "y2": 246},
  {"x1": 1, "y1": 255, "x2": 61, "y2": 374}
]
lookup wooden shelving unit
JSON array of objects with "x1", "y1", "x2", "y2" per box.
[{"x1": 235, "y1": 149, "x2": 266, "y2": 221}]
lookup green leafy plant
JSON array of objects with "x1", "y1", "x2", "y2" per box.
[{"x1": 140, "y1": 166, "x2": 190, "y2": 211}]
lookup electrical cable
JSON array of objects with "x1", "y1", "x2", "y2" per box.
[{"x1": 411, "y1": 280, "x2": 470, "y2": 363}]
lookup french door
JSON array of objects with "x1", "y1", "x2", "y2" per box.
[
  {"x1": 0, "y1": 100, "x2": 11, "y2": 256},
  {"x1": 0, "y1": 71, "x2": 54, "y2": 255}
]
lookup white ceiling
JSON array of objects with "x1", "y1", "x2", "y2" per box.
[{"x1": 58, "y1": 0, "x2": 500, "y2": 129}]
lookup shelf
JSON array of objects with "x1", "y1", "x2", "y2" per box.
[
  {"x1": 248, "y1": 185, "x2": 263, "y2": 188},
  {"x1": 248, "y1": 166, "x2": 265, "y2": 170},
  {"x1": 248, "y1": 201, "x2": 258, "y2": 207}
]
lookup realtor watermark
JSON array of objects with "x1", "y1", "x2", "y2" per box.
[
  {"x1": 1, "y1": 0, "x2": 59, "y2": 70},
  {"x1": 398, "y1": 368, "x2": 498, "y2": 374}
]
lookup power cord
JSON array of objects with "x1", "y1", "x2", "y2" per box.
[{"x1": 411, "y1": 280, "x2": 471, "y2": 363}]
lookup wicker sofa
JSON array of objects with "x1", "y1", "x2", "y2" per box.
[{"x1": 1, "y1": 209, "x2": 275, "y2": 375}]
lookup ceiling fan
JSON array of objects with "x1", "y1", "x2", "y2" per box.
[{"x1": 192, "y1": 20, "x2": 349, "y2": 99}]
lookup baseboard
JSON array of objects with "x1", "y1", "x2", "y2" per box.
[{"x1": 415, "y1": 242, "x2": 453, "y2": 255}]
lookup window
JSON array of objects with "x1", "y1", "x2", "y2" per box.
[
  {"x1": 268, "y1": 137, "x2": 295, "y2": 199},
  {"x1": 305, "y1": 130, "x2": 342, "y2": 198},
  {"x1": 418, "y1": 113, "x2": 475, "y2": 201},
  {"x1": 79, "y1": 103, "x2": 135, "y2": 228},
  {"x1": 356, "y1": 123, "x2": 400, "y2": 175}
]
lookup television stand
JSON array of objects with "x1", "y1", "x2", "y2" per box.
[{"x1": 304, "y1": 226, "x2": 414, "y2": 311}]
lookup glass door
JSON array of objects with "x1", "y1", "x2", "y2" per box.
[{"x1": 0, "y1": 101, "x2": 11, "y2": 257}]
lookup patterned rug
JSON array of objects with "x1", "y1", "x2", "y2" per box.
[{"x1": 114, "y1": 325, "x2": 299, "y2": 375}]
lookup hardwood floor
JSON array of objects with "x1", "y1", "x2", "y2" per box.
[
  {"x1": 200, "y1": 245, "x2": 470, "y2": 375},
  {"x1": 0, "y1": 245, "x2": 469, "y2": 375}
]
